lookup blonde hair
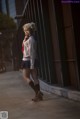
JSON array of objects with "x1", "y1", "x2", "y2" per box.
[{"x1": 23, "y1": 22, "x2": 36, "y2": 33}]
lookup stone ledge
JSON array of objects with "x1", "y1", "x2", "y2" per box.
[{"x1": 40, "y1": 80, "x2": 80, "y2": 101}]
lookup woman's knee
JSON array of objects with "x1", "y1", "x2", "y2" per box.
[{"x1": 23, "y1": 69, "x2": 31, "y2": 82}]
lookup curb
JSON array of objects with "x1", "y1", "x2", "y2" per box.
[{"x1": 40, "y1": 80, "x2": 80, "y2": 101}]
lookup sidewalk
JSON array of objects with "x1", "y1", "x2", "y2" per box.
[{"x1": 0, "y1": 71, "x2": 80, "y2": 119}]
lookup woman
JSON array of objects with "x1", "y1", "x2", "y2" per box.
[{"x1": 21, "y1": 22, "x2": 43, "y2": 102}]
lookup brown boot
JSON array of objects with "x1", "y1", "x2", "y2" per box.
[
  {"x1": 29, "y1": 82, "x2": 43, "y2": 102},
  {"x1": 32, "y1": 95, "x2": 39, "y2": 102},
  {"x1": 37, "y1": 91, "x2": 43, "y2": 100},
  {"x1": 29, "y1": 81, "x2": 35, "y2": 91},
  {"x1": 32, "y1": 92, "x2": 43, "y2": 102},
  {"x1": 32, "y1": 84, "x2": 43, "y2": 102}
]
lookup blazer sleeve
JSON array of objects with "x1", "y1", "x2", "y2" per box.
[{"x1": 29, "y1": 38, "x2": 36, "y2": 69}]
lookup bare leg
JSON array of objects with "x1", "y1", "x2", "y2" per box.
[
  {"x1": 23, "y1": 68, "x2": 43, "y2": 101},
  {"x1": 23, "y1": 69, "x2": 31, "y2": 83}
]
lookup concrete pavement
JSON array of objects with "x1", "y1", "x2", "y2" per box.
[{"x1": 0, "y1": 71, "x2": 80, "y2": 119}]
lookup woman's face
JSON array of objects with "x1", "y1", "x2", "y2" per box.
[{"x1": 24, "y1": 29, "x2": 30, "y2": 36}]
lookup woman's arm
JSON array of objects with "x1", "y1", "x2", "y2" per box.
[{"x1": 29, "y1": 37, "x2": 36, "y2": 69}]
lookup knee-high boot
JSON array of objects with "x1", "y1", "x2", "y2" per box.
[
  {"x1": 29, "y1": 81, "x2": 36, "y2": 93},
  {"x1": 29, "y1": 81, "x2": 43, "y2": 101},
  {"x1": 33, "y1": 84, "x2": 43, "y2": 101}
]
